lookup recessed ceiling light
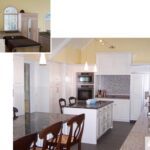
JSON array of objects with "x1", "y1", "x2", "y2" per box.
[{"x1": 99, "y1": 39, "x2": 103, "y2": 43}]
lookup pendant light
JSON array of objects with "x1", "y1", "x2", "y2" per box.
[
  {"x1": 84, "y1": 49, "x2": 88, "y2": 71},
  {"x1": 94, "y1": 64, "x2": 97, "y2": 72},
  {"x1": 84, "y1": 61, "x2": 88, "y2": 71},
  {"x1": 39, "y1": 53, "x2": 46, "y2": 65}
]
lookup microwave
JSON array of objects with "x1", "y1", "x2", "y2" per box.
[{"x1": 77, "y1": 72, "x2": 94, "y2": 84}]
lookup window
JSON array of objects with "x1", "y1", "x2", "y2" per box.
[{"x1": 4, "y1": 7, "x2": 18, "y2": 31}]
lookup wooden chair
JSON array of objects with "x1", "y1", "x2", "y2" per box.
[
  {"x1": 69, "y1": 97, "x2": 77, "y2": 106},
  {"x1": 59, "y1": 98, "x2": 66, "y2": 114},
  {"x1": 38, "y1": 121, "x2": 63, "y2": 150},
  {"x1": 13, "y1": 107, "x2": 18, "y2": 119},
  {"x1": 13, "y1": 133, "x2": 37, "y2": 150},
  {"x1": 59, "y1": 114, "x2": 85, "y2": 150}
]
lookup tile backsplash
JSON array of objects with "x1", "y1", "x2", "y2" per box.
[{"x1": 98, "y1": 75, "x2": 130, "y2": 96}]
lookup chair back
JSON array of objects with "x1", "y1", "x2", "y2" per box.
[
  {"x1": 13, "y1": 133, "x2": 37, "y2": 150},
  {"x1": 13, "y1": 107, "x2": 18, "y2": 119},
  {"x1": 59, "y1": 98, "x2": 66, "y2": 114},
  {"x1": 39, "y1": 121, "x2": 63, "y2": 150},
  {"x1": 69, "y1": 97, "x2": 77, "y2": 106},
  {"x1": 66, "y1": 114, "x2": 85, "y2": 146}
]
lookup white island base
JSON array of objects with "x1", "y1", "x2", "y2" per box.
[{"x1": 63, "y1": 102, "x2": 113, "y2": 144}]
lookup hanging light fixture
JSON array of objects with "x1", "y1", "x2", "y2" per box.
[
  {"x1": 39, "y1": 53, "x2": 47, "y2": 65},
  {"x1": 84, "y1": 48, "x2": 88, "y2": 71},
  {"x1": 84, "y1": 61, "x2": 88, "y2": 71},
  {"x1": 98, "y1": 39, "x2": 115, "y2": 49},
  {"x1": 94, "y1": 64, "x2": 97, "y2": 72}
]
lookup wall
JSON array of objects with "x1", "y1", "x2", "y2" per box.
[
  {"x1": 52, "y1": 46, "x2": 81, "y2": 64},
  {"x1": 53, "y1": 38, "x2": 150, "y2": 65},
  {"x1": 81, "y1": 38, "x2": 150, "y2": 64},
  {"x1": 0, "y1": 0, "x2": 50, "y2": 31},
  {"x1": 13, "y1": 55, "x2": 24, "y2": 115},
  {"x1": 97, "y1": 75, "x2": 130, "y2": 96},
  {"x1": 0, "y1": 54, "x2": 13, "y2": 150}
]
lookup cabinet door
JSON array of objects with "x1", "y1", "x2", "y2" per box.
[
  {"x1": 30, "y1": 18, "x2": 38, "y2": 42},
  {"x1": 107, "y1": 104, "x2": 113, "y2": 129},
  {"x1": 21, "y1": 16, "x2": 28, "y2": 38},
  {"x1": 113, "y1": 100, "x2": 130, "y2": 122},
  {"x1": 99, "y1": 108, "x2": 104, "y2": 137},
  {"x1": 96, "y1": 52, "x2": 131, "y2": 75}
]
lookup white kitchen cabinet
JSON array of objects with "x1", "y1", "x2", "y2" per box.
[
  {"x1": 19, "y1": 13, "x2": 38, "y2": 42},
  {"x1": 97, "y1": 104, "x2": 113, "y2": 138},
  {"x1": 96, "y1": 52, "x2": 131, "y2": 75},
  {"x1": 13, "y1": 55, "x2": 24, "y2": 115},
  {"x1": 97, "y1": 98, "x2": 130, "y2": 122},
  {"x1": 113, "y1": 100, "x2": 130, "y2": 122}
]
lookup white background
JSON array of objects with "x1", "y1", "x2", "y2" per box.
[{"x1": 51, "y1": 0, "x2": 150, "y2": 37}]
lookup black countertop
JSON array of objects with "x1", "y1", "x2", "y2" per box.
[
  {"x1": 13, "y1": 112, "x2": 74, "y2": 141},
  {"x1": 65, "y1": 101, "x2": 113, "y2": 109}
]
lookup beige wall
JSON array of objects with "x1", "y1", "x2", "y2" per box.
[
  {"x1": 52, "y1": 46, "x2": 81, "y2": 64},
  {"x1": 81, "y1": 38, "x2": 150, "y2": 64},
  {"x1": 53, "y1": 38, "x2": 150, "y2": 64},
  {"x1": 0, "y1": 0, "x2": 50, "y2": 31}
]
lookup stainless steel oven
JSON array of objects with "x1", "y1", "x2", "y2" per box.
[
  {"x1": 77, "y1": 72, "x2": 94, "y2": 84},
  {"x1": 77, "y1": 85, "x2": 94, "y2": 100}
]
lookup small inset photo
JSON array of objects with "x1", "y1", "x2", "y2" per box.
[{"x1": 0, "y1": 0, "x2": 50, "y2": 53}]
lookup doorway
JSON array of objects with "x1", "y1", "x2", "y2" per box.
[{"x1": 24, "y1": 63, "x2": 30, "y2": 113}]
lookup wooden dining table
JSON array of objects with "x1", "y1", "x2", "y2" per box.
[{"x1": 13, "y1": 112, "x2": 74, "y2": 141}]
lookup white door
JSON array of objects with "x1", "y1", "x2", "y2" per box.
[{"x1": 130, "y1": 74, "x2": 144, "y2": 120}]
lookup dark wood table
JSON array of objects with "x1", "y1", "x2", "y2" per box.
[{"x1": 13, "y1": 112, "x2": 74, "y2": 141}]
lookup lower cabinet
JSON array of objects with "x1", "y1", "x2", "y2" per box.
[
  {"x1": 97, "y1": 98, "x2": 130, "y2": 122},
  {"x1": 113, "y1": 100, "x2": 130, "y2": 122},
  {"x1": 97, "y1": 103, "x2": 113, "y2": 138}
]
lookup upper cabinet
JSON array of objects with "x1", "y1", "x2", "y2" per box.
[
  {"x1": 96, "y1": 52, "x2": 132, "y2": 75},
  {"x1": 18, "y1": 13, "x2": 38, "y2": 42}
]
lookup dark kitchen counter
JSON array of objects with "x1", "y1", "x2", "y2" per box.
[{"x1": 65, "y1": 100, "x2": 113, "y2": 109}]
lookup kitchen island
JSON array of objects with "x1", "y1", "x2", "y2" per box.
[{"x1": 64, "y1": 100, "x2": 113, "y2": 144}]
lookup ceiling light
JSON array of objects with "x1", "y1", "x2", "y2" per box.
[
  {"x1": 94, "y1": 64, "x2": 97, "y2": 72},
  {"x1": 84, "y1": 61, "x2": 88, "y2": 71},
  {"x1": 39, "y1": 53, "x2": 46, "y2": 65},
  {"x1": 98, "y1": 39, "x2": 115, "y2": 48},
  {"x1": 99, "y1": 39, "x2": 103, "y2": 43}
]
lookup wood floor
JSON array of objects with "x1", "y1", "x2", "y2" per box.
[{"x1": 72, "y1": 121, "x2": 134, "y2": 150}]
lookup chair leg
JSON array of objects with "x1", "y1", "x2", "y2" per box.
[{"x1": 78, "y1": 142, "x2": 81, "y2": 150}]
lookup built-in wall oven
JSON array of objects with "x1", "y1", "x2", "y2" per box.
[
  {"x1": 77, "y1": 72, "x2": 94, "y2": 84},
  {"x1": 77, "y1": 85, "x2": 94, "y2": 100}
]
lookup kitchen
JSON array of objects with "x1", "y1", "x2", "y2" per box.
[
  {"x1": 11, "y1": 38, "x2": 150, "y2": 149},
  {"x1": 0, "y1": 0, "x2": 50, "y2": 52}
]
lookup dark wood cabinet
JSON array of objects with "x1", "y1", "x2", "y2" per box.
[{"x1": 39, "y1": 32, "x2": 50, "y2": 52}]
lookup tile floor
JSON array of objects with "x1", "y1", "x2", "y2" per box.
[{"x1": 72, "y1": 121, "x2": 134, "y2": 150}]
